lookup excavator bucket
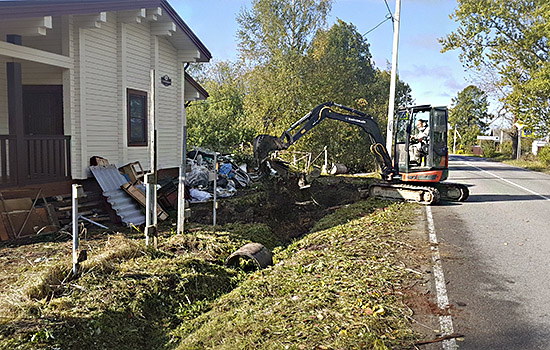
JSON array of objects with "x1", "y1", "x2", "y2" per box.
[{"x1": 253, "y1": 134, "x2": 287, "y2": 168}]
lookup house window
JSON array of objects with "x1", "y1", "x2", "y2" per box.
[{"x1": 127, "y1": 89, "x2": 148, "y2": 146}]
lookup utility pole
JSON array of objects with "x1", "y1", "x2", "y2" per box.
[{"x1": 385, "y1": 0, "x2": 401, "y2": 153}]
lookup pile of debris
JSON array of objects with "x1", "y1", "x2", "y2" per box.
[
  {"x1": 185, "y1": 148, "x2": 251, "y2": 202},
  {"x1": 88, "y1": 149, "x2": 250, "y2": 227}
]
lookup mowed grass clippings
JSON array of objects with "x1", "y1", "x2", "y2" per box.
[
  {"x1": 0, "y1": 224, "x2": 279, "y2": 350},
  {"x1": 176, "y1": 201, "x2": 420, "y2": 350}
]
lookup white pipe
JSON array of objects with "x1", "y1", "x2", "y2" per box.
[
  {"x1": 213, "y1": 153, "x2": 217, "y2": 227},
  {"x1": 177, "y1": 64, "x2": 187, "y2": 234},
  {"x1": 72, "y1": 184, "x2": 80, "y2": 275}
]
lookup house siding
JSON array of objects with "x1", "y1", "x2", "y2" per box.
[
  {"x1": 22, "y1": 16, "x2": 63, "y2": 55},
  {"x1": 21, "y1": 62, "x2": 63, "y2": 85},
  {"x1": 156, "y1": 36, "x2": 181, "y2": 170},
  {"x1": 124, "y1": 21, "x2": 151, "y2": 168},
  {"x1": 80, "y1": 12, "x2": 120, "y2": 174}
]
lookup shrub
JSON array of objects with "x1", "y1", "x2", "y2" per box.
[
  {"x1": 482, "y1": 142, "x2": 497, "y2": 158},
  {"x1": 537, "y1": 146, "x2": 550, "y2": 167},
  {"x1": 499, "y1": 141, "x2": 513, "y2": 157}
]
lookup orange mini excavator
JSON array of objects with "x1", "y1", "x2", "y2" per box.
[{"x1": 253, "y1": 102, "x2": 468, "y2": 204}]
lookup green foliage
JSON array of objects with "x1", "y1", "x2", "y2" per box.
[
  {"x1": 441, "y1": 0, "x2": 550, "y2": 135},
  {"x1": 481, "y1": 142, "x2": 498, "y2": 158},
  {"x1": 188, "y1": 0, "x2": 413, "y2": 173},
  {"x1": 237, "y1": 0, "x2": 333, "y2": 63},
  {"x1": 448, "y1": 85, "x2": 490, "y2": 150},
  {"x1": 500, "y1": 141, "x2": 513, "y2": 157},
  {"x1": 537, "y1": 146, "x2": 550, "y2": 167},
  {"x1": 291, "y1": 20, "x2": 412, "y2": 172},
  {"x1": 187, "y1": 61, "x2": 257, "y2": 152},
  {"x1": 237, "y1": 0, "x2": 333, "y2": 134}
]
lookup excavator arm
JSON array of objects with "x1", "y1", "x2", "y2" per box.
[{"x1": 253, "y1": 102, "x2": 395, "y2": 179}]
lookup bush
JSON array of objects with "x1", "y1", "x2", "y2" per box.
[
  {"x1": 499, "y1": 141, "x2": 513, "y2": 157},
  {"x1": 482, "y1": 142, "x2": 497, "y2": 157},
  {"x1": 537, "y1": 146, "x2": 550, "y2": 167}
]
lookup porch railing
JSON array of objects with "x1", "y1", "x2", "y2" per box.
[{"x1": 0, "y1": 135, "x2": 71, "y2": 187}]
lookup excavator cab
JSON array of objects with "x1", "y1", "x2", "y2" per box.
[{"x1": 393, "y1": 105, "x2": 449, "y2": 182}]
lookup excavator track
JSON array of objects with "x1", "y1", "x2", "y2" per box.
[
  {"x1": 428, "y1": 182, "x2": 469, "y2": 202},
  {"x1": 367, "y1": 183, "x2": 441, "y2": 205}
]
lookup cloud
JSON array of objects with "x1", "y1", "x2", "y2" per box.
[
  {"x1": 400, "y1": 64, "x2": 450, "y2": 79},
  {"x1": 406, "y1": 33, "x2": 444, "y2": 51},
  {"x1": 401, "y1": 63, "x2": 469, "y2": 105}
]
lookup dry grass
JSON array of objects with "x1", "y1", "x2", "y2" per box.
[{"x1": 175, "y1": 201, "x2": 424, "y2": 350}]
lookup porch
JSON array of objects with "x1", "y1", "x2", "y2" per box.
[{"x1": 0, "y1": 135, "x2": 71, "y2": 187}]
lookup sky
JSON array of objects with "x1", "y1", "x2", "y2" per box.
[{"x1": 173, "y1": 0, "x2": 471, "y2": 108}]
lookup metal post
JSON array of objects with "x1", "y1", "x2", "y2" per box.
[
  {"x1": 177, "y1": 63, "x2": 188, "y2": 234},
  {"x1": 152, "y1": 131, "x2": 158, "y2": 248},
  {"x1": 453, "y1": 127, "x2": 457, "y2": 155},
  {"x1": 514, "y1": 123, "x2": 523, "y2": 159},
  {"x1": 385, "y1": 0, "x2": 401, "y2": 154},
  {"x1": 517, "y1": 133, "x2": 522, "y2": 159},
  {"x1": 72, "y1": 184, "x2": 81, "y2": 275},
  {"x1": 145, "y1": 173, "x2": 152, "y2": 246},
  {"x1": 213, "y1": 153, "x2": 217, "y2": 227},
  {"x1": 324, "y1": 147, "x2": 328, "y2": 173},
  {"x1": 145, "y1": 70, "x2": 158, "y2": 248}
]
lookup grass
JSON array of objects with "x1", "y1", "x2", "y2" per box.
[
  {"x1": 174, "y1": 201, "x2": 422, "y2": 350},
  {"x1": 0, "y1": 183, "x2": 427, "y2": 350},
  {"x1": 455, "y1": 151, "x2": 550, "y2": 174},
  {"x1": 0, "y1": 224, "x2": 279, "y2": 350},
  {"x1": 501, "y1": 158, "x2": 550, "y2": 173}
]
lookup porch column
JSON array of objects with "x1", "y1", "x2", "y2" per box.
[{"x1": 6, "y1": 34, "x2": 27, "y2": 183}]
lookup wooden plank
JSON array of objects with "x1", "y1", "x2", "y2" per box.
[
  {"x1": 0, "y1": 198, "x2": 33, "y2": 212},
  {"x1": 0, "y1": 215, "x2": 9, "y2": 241},
  {"x1": 0, "y1": 138, "x2": 8, "y2": 185},
  {"x1": 28, "y1": 139, "x2": 35, "y2": 179},
  {"x1": 121, "y1": 182, "x2": 169, "y2": 221}
]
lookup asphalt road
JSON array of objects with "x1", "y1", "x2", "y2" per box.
[{"x1": 430, "y1": 155, "x2": 550, "y2": 349}]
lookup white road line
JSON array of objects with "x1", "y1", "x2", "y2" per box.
[
  {"x1": 426, "y1": 205, "x2": 456, "y2": 350},
  {"x1": 463, "y1": 161, "x2": 550, "y2": 201}
]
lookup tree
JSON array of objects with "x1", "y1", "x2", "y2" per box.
[
  {"x1": 440, "y1": 0, "x2": 550, "y2": 137},
  {"x1": 299, "y1": 20, "x2": 412, "y2": 170},
  {"x1": 236, "y1": 0, "x2": 333, "y2": 133},
  {"x1": 448, "y1": 85, "x2": 490, "y2": 151},
  {"x1": 186, "y1": 61, "x2": 256, "y2": 151}
]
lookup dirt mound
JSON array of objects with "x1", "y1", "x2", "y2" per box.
[{"x1": 190, "y1": 176, "x2": 372, "y2": 241}]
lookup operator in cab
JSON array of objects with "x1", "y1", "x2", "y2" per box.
[{"x1": 411, "y1": 118, "x2": 429, "y2": 165}]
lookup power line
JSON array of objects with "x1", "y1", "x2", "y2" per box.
[
  {"x1": 383, "y1": 0, "x2": 394, "y2": 22},
  {"x1": 363, "y1": 14, "x2": 392, "y2": 37},
  {"x1": 362, "y1": 0, "x2": 395, "y2": 37}
]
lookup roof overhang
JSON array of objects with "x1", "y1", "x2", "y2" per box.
[
  {"x1": 0, "y1": 0, "x2": 211, "y2": 63},
  {"x1": 184, "y1": 74, "x2": 208, "y2": 101}
]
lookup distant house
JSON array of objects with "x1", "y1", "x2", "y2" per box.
[{"x1": 0, "y1": 0, "x2": 210, "y2": 190}]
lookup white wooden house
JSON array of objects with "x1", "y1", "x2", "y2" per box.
[{"x1": 0, "y1": 0, "x2": 210, "y2": 189}]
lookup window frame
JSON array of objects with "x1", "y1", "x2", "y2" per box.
[{"x1": 127, "y1": 89, "x2": 148, "y2": 147}]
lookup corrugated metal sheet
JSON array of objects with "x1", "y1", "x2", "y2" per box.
[{"x1": 89, "y1": 165, "x2": 145, "y2": 226}]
